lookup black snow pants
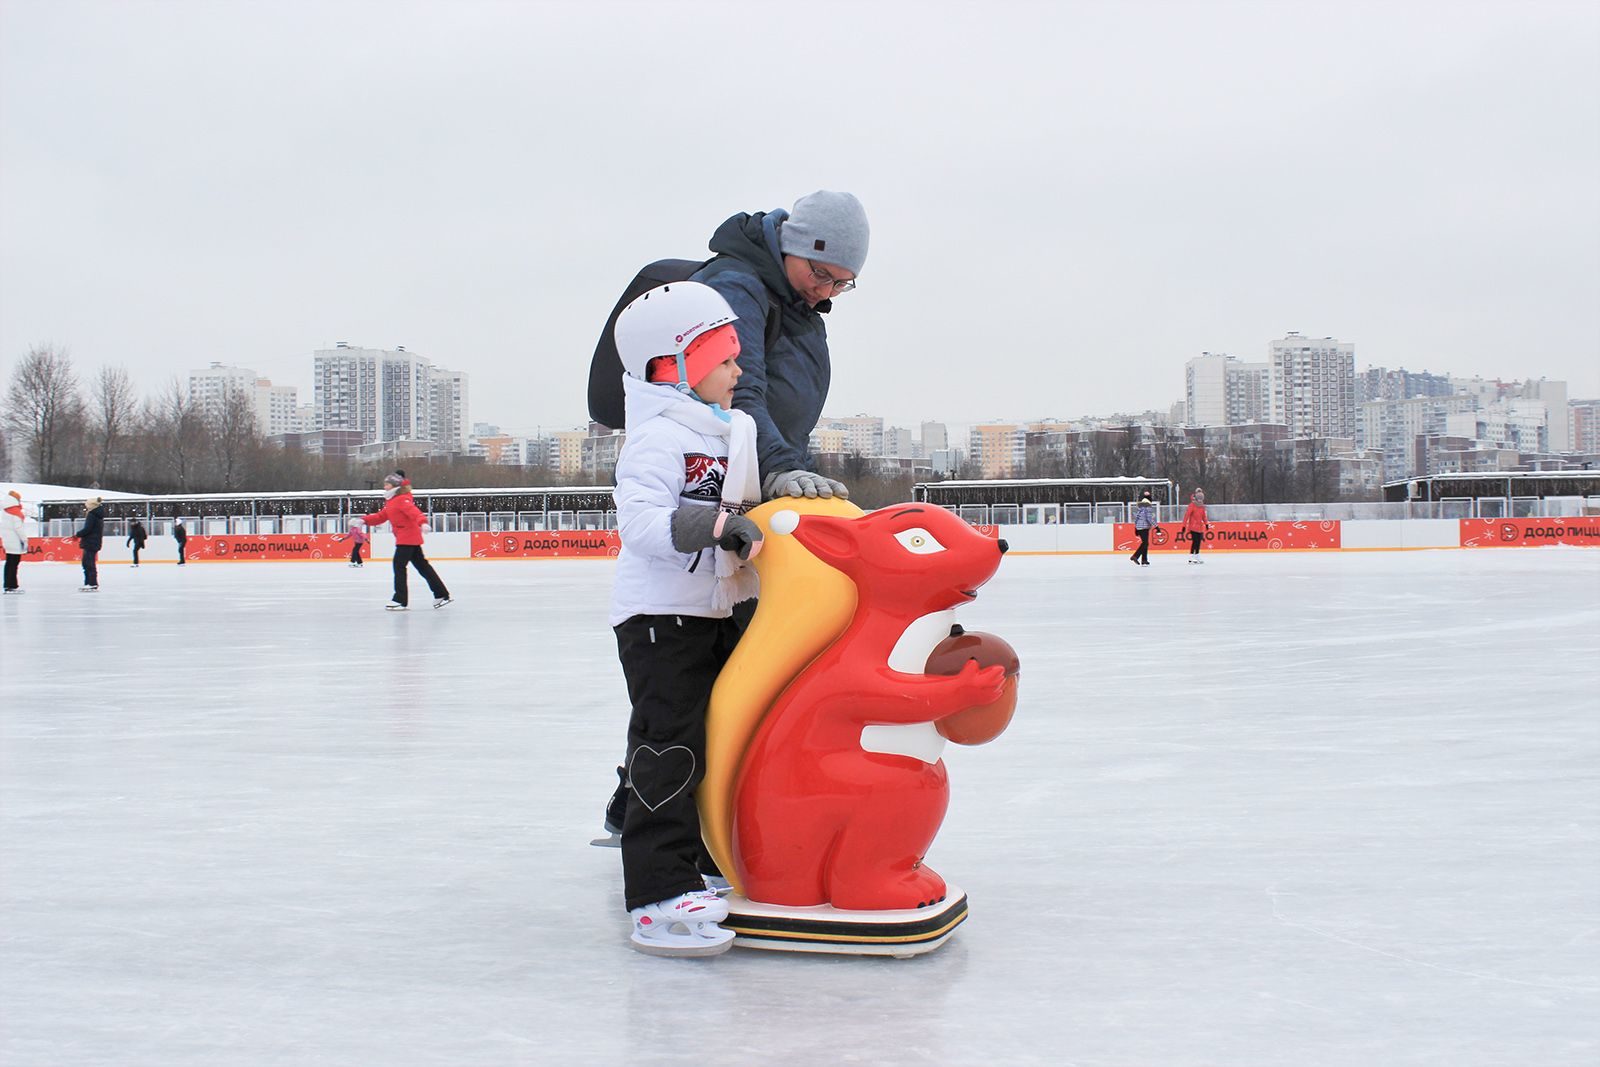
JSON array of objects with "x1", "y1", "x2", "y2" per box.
[
  {"x1": 1131, "y1": 527, "x2": 1151, "y2": 564},
  {"x1": 391, "y1": 544, "x2": 448, "y2": 606},
  {"x1": 613, "y1": 613, "x2": 739, "y2": 911}
]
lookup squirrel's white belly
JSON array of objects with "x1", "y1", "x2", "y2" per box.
[
  {"x1": 860, "y1": 722, "x2": 947, "y2": 764},
  {"x1": 859, "y1": 608, "x2": 958, "y2": 765}
]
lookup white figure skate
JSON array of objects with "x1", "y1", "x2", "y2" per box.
[{"x1": 629, "y1": 891, "x2": 734, "y2": 957}]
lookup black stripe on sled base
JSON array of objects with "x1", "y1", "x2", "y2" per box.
[{"x1": 724, "y1": 891, "x2": 969, "y2": 949}]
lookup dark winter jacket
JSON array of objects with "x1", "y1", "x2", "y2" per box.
[
  {"x1": 75, "y1": 506, "x2": 105, "y2": 552},
  {"x1": 173, "y1": 524, "x2": 188, "y2": 545},
  {"x1": 693, "y1": 209, "x2": 832, "y2": 481},
  {"x1": 127, "y1": 522, "x2": 148, "y2": 548}
]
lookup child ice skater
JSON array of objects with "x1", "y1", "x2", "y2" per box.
[
  {"x1": 361, "y1": 472, "x2": 451, "y2": 610},
  {"x1": 336, "y1": 519, "x2": 369, "y2": 567},
  {"x1": 608, "y1": 281, "x2": 764, "y2": 956},
  {"x1": 1130, "y1": 490, "x2": 1155, "y2": 565}
]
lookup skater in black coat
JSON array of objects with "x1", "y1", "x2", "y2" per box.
[
  {"x1": 74, "y1": 497, "x2": 105, "y2": 590},
  {"x1": 173, "y1": 520, "x2": 188, "y2": 565},
  {"x1": 126, "y1": 520, "x2": 148, "y2": 567}
]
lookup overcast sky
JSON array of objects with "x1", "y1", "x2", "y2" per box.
[{"x1": 3, "y1": 0, "x2": 1597, "y2": 435}]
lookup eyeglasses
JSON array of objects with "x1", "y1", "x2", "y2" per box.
[{"x1": 806, "y1": 259, "x2": 856, "y2": 294}]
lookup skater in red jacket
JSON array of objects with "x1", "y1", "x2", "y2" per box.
[
  {"x1": 361, "y1": 471, "x2": 451, "y2": 610},
  {"x1": 1182, "y1": 488, "x2": 1211, "y2": 563}
]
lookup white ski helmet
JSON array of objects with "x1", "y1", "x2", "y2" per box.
[{"x1": 613, "y1": 281, "x2": 738, "y2": 380}]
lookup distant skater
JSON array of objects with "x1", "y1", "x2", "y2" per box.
[
  {"x1": 174, "y1": 520, "x2": 189, "y2": 565},
  {"x1": 1130, "y1": 490, "x2": 1155, "y2": 566},
  {"x1": 127, "y1": 519, "x2": 148, "y2": 567},
  {"x1": 75, "y1": 496, "x2": 105, "y2": 591},
  {"x1": 1182, "y1": 489, "x2": 1210, "y2": 563},
  {"x1": 336, "y1": 520, "x2": 369, "y2": 567},
  {"x1": 2, "y1": 489, "x2": 29, "y2": 594},
  {"x1": 362, "y1": 471, "x2": 450, "y2": 611}
]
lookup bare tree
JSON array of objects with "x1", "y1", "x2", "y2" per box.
[
  {"x1": 1114, "y1": 424, "x2": 1147, "y2": 477},
  {"x1": 89, "y1": 365, "x2": 138, "y2": 487},
  {"x1": 3, "y1": 345, "x2": 84, "y2": 483},
  {"x1": 210, "y1": 388, "x2": 259, "y2": 490},
  {"x1": 149, "y1": 378, "x2": 210, "y2": 492},
  {"x1": 1090, "y1": 430, "x2": 1120, "y2": 478},
  {"x1": 1153, "y1": 432, "x2": 1186, "y2": 488}
]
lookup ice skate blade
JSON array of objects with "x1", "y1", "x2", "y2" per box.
[
  {"x1": 629, "y1": 932, "x2": 735, "y2": 958},
  {"x1": 589, "y1": 832, "x2": 621, "y2": 848},
  {"x1": 724, "y1": 885, "x2": 968, "y2": 957}
]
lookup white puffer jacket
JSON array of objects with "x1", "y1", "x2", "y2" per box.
[
  {"x1": 607, "y1": 377, "x2": 733, "y2": 627},
  {"x1": 1, "y1": 503, "x2": 29, "y2": 555}
]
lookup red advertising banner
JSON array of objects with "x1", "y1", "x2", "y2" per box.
[
  {"x1": 22, "y1": 538, "x2": 84, "y2": 562},
  {"x1": 1114, "y1": 520, "x2": 1342, "y2": 553},
  {"x1": 23, "y1": 535, "x2": 352, "y2": 562},
  {"x1": 1459, "y1": 517, "x2": 1600, "y2": 548},
  {"x1": 470, "y1": 530, "x2": 621, "y2": 559}
]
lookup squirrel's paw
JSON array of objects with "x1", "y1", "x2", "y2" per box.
[{"x1": 951, "y1": 659, "x2": 1008, "y2": 704}]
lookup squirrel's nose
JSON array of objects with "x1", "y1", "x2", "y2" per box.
[{"x1": 997, "y1": 539, "x2": 1009, "y2": 554}]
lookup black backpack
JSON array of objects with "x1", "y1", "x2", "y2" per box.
[{"x1": 587, "y1": 256, "x2": 782, "y2": 430}]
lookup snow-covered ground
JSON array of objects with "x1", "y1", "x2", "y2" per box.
[{"x1": 2, "y1": 550, "x2": 1597, "y2": 1067}]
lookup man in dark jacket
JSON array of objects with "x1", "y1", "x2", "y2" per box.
[
  {"x1": 74, "y1": 497, "x2": 105, "y2": 591},
  {"x1": 173, "y1": 519, "x2": 188, "y2": 565},
  {"x1": 692, "y1": 190, "x2": 869, "y2": 500},
  {"x1": 127, "y1": 519, "x2": 148, "y2": 567}
]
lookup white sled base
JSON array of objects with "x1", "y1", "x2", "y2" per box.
[{"x1": 724, "y1": 884, "x2": 968, "y2": 957}]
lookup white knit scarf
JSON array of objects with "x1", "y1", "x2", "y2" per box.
[{"x1": 662, "y1": 400, "x2": 761, "y2": 612}]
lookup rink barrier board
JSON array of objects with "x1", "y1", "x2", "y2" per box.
[{"x1": 18, "y1": 517, "x2": 1600, "y2": 563}]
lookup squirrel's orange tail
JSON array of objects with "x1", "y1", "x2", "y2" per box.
[{"x1": 698, "y1": 497, "x2": 862, "y2": 891}]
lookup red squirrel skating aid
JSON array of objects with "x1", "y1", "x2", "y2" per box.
[{"x1": 731, "y1": 504, "x2": 1010, "y2": 911}]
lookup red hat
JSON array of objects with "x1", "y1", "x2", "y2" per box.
[{"x1": 648, "y1": 323, "x2": 740, "y2": 389}]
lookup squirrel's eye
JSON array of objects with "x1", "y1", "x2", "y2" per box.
[{"x1": 894, "y1": 527, "x2": 944, "y2": 554}]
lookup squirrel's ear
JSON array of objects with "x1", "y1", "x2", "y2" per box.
[{"x1": 791, "y1": 514, "x2": 859, "y2": 566}]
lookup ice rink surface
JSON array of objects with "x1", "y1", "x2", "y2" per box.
[{"x1": 2, "y1": 548, "x2": 1598, "y2": 1067}]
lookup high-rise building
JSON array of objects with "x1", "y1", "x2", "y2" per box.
[
  {"x1": 816, "y1": 415, "x2": 883, "y2": 457},
  {"x1": 884, "y1": 426, "x2": 916, "y2": 459},
  {"x1": 1521, "y1": 379, "x2": 1569, "y2": 452},
  {"x1": 1185, "y1": 353, "x2": 1270, "y2": 427},
  {"x1": 1361, "y1": 394, "x2": 1478, "y2": 482},
  {"x1": 1269, "y1": 333, "x2": 1356, "y2": 439},
  {"x1": 1356, "y1": 367, "x2": 1453, "y2": 405},
  {"x1": 1571, "y1": 399, "x2": 1600, "y2": 455},
  {"x1": 1184, "y1": 353, "x2": 1230, "y2": 427},
  {"x1": 311, "y1": 344, "x2": 468, "y2": 451},
  {"x1": 187, "y1": 363, "x2": 301, "y2": 436}
]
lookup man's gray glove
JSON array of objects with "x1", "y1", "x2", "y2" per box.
[
  {"x1": 671, "y1": 507, "x2": 765, "y2": 561},
  {"x1": 763, "y1": 470, "x2": 850, "y2": 500}
]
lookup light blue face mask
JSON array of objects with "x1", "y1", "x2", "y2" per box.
[{"x1": 671, "y1": 352, "x2": 732, "y2": 423}]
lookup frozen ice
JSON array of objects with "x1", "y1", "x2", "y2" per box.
[{"x1": 2, "y1": 549, "x2": 1598, "y2": 1066}]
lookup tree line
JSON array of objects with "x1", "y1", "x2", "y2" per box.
[{"x1": 1, "y1": 345, "x2": 583, "y2": 495}]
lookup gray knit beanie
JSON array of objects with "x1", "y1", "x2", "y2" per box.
[{"x1": 779, "y1": 190, "x2": 869, "y2": 276}]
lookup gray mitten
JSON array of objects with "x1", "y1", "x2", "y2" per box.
[
  {"x1": 670, "y1": 508, "x2": 764, "y2": 560},
  {"x1": 713, "y1": 514, "x2": 763, "y2": 560},
  {"x1": 671, "y1": 505, "x2": 721, "y2": 553},
  {"x1": 762, "y1": 470, "x2": 850, "y2": 500}
]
